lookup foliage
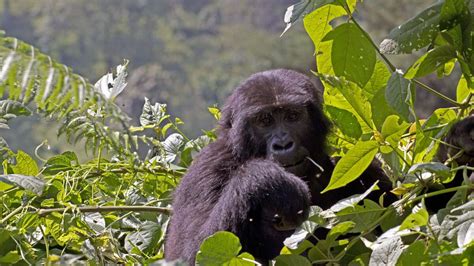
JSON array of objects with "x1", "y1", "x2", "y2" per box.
[
  {"x1": 0, "y1": 0, "x2": 473, "y2": 265},
  {"x1": 0, "y1": 32, "x2": 215, "y2": 263},
  {"x1": 269, "y1": 0, "x2": 473, "y2": 264}
]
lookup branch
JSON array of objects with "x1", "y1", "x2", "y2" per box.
[{"x1": 38, "y1": 205, "x2": 172, "y2": 216}]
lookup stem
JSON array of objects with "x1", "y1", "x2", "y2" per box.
[
  {"x1": 413, "y1": 80, "x2": 460, "y2": 107},
  {"x1": 0, "y1": 205, "x2": 25, "y2": 224},
  {"x1": 400, "y1": 124, "x2": 447, "y2": 139},
  {"x1": 407, "y1": 184, "x2": 474, "y2": 205},
  {"x1": 37, "y1": 205, "x2": 172, "y2": 216},
  {"x1": 39, "y1": 225, "x2": 50, "y2": 264}
]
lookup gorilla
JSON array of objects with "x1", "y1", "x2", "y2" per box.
[
  {"x1": 164, "y1": 69, "x2": 473, "y2": 263},
  {"x1": 164, "y1": 69, "x2": 395, "y2": 263}
]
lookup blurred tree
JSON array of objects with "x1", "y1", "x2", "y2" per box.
[{"x1": 0, "y1": 0, "x2": 456, "y2": 154}]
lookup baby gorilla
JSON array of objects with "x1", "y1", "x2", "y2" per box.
[{"x1": 204, "y1": 159, "x2": 311, "y2": 261}]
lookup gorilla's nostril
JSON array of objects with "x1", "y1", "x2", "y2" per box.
[
  {"x1": 284, "y1": 141, "x2": 294, "y2": 150},
  {"x1": 272, "y1": 143, "x2": 284, "y2": 151}
]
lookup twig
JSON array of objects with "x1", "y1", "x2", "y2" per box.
[{"x1": 38, "y1": 205, "x2": 172, "y2": 216}]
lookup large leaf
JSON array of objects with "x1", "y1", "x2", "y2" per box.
[
  {"x1": 405, "y1": 45, "x2": 457, "y2": 79},
  {"x1": 399, "y1": 207, "x2": 429, "y2": 230},
  {"x1": 303, "y1": 3, "x2": 347, "y2": 51},
  {"x1": 336, "y1": 199, "x2": 385, "y2": 233},
  {"x1": 320, "y1": 23, "x2": 376, "y2": 87},
  {"x1": 196, "y1": 231, "x2": 255, "y2": 266},
  {"x1": 379, "y1": 2, "x2": 442, "y2": 54},
  {"x1": 320, "y1": 75, "x2": 374, "y2": 129},
  {"x1": 274, "y1": 254, "x2": 311, "y2": 266},
  {"x1": 439, "y1": 0, "x2": 470, "y2": 31},
  {"x1": 11, "y1": 150, "x2": 39, "y2": 176},
  {"x1": 283, "y1": 0, "x2": 355, "y2": 35},
  {"x1": 380, "y1": 115, "x2": 410, "y2": 153},
  {"x1": 322, "y1": 140, "x2": 379, "y2": 192},
  {"x1": 385, "y1": 71, "x2": 414, "y2": 122},
  {"x1": 325, "y1": 105, "x2": 362, "y2": 139}
]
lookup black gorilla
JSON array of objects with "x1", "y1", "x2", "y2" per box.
[{"x1": 164, "y1": 69, "x2": 395, "y2": 263}]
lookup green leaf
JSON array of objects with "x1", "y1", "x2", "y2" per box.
[
  {"x1": 363, "y1": 60, "x2": 392, "y2": 100},
  {"x1": 11, "y1": 150, "x2": 38, "y2": 176},
  {"x1": 380, "y1": 2, "x2": 442, "y2": 54},
  {"x1": 385, "y1": 71, "x2": 414, "y2": 122},
  {"x1": 440, "y1": 0, "x2": 470, "y2": 31},
  {"x1": 0, "y1": 174, "x2": 45, "y2": 195},
  {"x1": 371, "y1": 85, "x2": 398, "y2": 131},
  {"x1": 380, "y1": 115, "x2": 410, "y2": 153},
  {"x1": 325, "y1": 105, "x2": 362, "y2": 139},
  {"x1": 0, "y1": 251, "x2": 21, "y2": 264},
  {"x1": 399, "y1": 207, "x2": 429, "y2": 230},
  {"x1": 336, "y1": 199, "x2": 385, "y2": 233},
  {"x1": 456, "y1": 75, "x2": 470, "y2": 103},
  {"x1": 320, "y1": 75, "x2": 374, "y2": 130},
  {"x1": 413, "y1": 108, "x2": 456, "y2": 162},
  {"x1": 320, "y1": 23, "x2": 376, "y2": 87},
  {"x1": 327, "y1": 221, "x2": 355, "y2": 242},
  {"x1": 408, "y1": 162, "x2": 452, "y2": 179},
  {"x1": 274, "y1": 254, "x2": 311, "y2": 266},
  {"x1": 304, "y1": 4, "x2": 347, "y2": 51},
  {"x1": 323, "y1": 140, "x2": 379, "y2": 192},
  {"x1": 43, "y1": 152, "x2": 78, "y2": 175},
  {"x1": 17, "y1": 213, "x2": 40, "y2": 231},
  {"x1": 283, "y1": 0, "x2": 355, "y2": 35},
  {"x1": 196, "y1": 231, "x2": 255, "y2": 266},
  {"x1": 405, "y1": 45, "x2": 457, "y2": 79},
  {"x1": 397, "y1": 241, "x2": 427, "y2": 266}
]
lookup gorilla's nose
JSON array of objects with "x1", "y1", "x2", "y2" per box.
[{"x1": 271, "y1": 138, "x2": 294, "y2": 154}]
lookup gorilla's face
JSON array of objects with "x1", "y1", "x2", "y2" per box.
[
  {"x1": 249, "y1": 105, "x2": 313, "y2": 177},
  {"x1": 219, "y1": 69, "x2": 329, "y2": 178}
]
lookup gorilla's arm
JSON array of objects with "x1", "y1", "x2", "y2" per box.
[{"x1": 199, "y1": 159, "x2": 311, "y2": 261}]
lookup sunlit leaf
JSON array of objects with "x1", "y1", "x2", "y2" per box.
[{"x1": 323, "y1": 140, "x2": 379, "y2": 192}]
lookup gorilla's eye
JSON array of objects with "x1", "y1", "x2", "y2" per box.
[
  {"x1": 285, "y1": 110, "x2": 301, "y2": 122},
  {"x1": 256, "y1": 113, "x2": 274, "y2": 127}
]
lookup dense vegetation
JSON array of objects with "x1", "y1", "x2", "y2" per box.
[{"x1": 0, "y1": 0, "x2": 473, "y2": 265}]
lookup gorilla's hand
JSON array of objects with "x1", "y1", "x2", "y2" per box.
[{"x1": 439, "y1": 116, "x2": 474, "y2": 165}]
